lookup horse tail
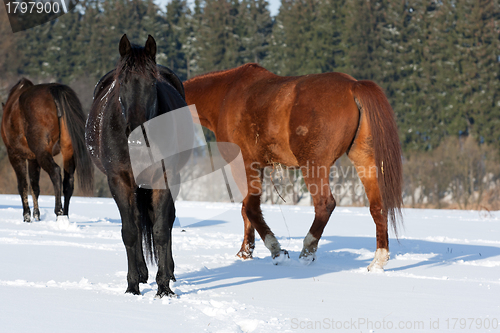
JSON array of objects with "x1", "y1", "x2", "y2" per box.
[
  {"x1": 352, "y1": 80, "x2": 403, "y2": 235},
  {"x1": 49, "y1": 85, "x2": 94, "y2": 195},
  {"x1": 136, "y1": 188, "x2": 156, "y2": 264}
]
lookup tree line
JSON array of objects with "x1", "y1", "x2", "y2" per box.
[{"x1": 0, "y1": 0, "x2": 499, "y2": 209}]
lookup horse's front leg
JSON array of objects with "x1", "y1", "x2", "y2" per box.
[
  {"x1": 152, "y1": 189, "x2": 176, "y2": 298},
  {"x1": 108, "y1": 174, "x2": 142, "y2": 295},
  {"x1": 241, "y1": 166, "x2": 288, "y2": 263}
]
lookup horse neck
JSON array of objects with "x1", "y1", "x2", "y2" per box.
[{"x1": 184, "y1": 69, "x2": 241, "y2": 134}]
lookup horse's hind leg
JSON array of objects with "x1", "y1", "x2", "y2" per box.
[
  {"x1": 299, "y1": 165, "x2": 336, "y2": 263},
  {"x1": 62, "y1": 156, "x2": 75, "y2": 215},
  {"x1": 348, "y1": 151, "x2": 389, "y2": 271},
  {"x1": 28, "y1": 159, "x2": 41, "y2": 221},
  {"x1": 152, "y1": 189, "x2": 176, "y2": 298},
  {"x1": 10, "y1": 156, "x2": 31, "y2": 222},
  {"x1": 37, "y1": 152, "x2": 63, "y2": 217}
]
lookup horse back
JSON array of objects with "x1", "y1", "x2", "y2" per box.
[{"x1": 219, "y1": 70, "x2": 360, "y2": 168}]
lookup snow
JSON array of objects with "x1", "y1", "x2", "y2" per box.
[{"x1": 0, "y1": 194, "x2": 499, "y2": 332}]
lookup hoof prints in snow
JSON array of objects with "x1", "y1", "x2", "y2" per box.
[{"x1": 0, "y1": 194, "x2": 499, "y2": 332}]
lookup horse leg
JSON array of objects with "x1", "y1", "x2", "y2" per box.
[
  {"x1": 108, "y1": 174, "x2": 142, "y2": 295},
  {"x1": 236, "y1": 169, "x2": 261, "y2": 259},
  {"x1": 362, "y1": 173, "x2": 388, "y2": 271},
  {"x1": 243, "y1": 166, "x2": 287, "y2": 262},
  {"x1": 37, "y1": 152, "x2": 63, "y2": 217},
  {"x1": 28, "y1": 159, "x2": 41, "y2": 221},
  {"x1": 136, "y1": 230, "x2": 148, "y2": 284},
  {"x1": 62, "y1": 156, "x2": 75, "y2": 216},
  {"x1": 152, "y1": 189, "x2": 176, "y2": 298},
  {"x1": 349, "y1": 153, "x2": 389, "y2": 271},
  {"x1": 236, "y1": 202, "x2": 255, "y2": 259},
  {"x1": 10, "y1": 156, "x2": 31, "y2": 222},
  {"x1": 299, "y1": 166, "x2": 336, "y2": 263}
]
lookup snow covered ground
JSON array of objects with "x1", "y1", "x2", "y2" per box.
[{"x1": 0, "y1": 194, "x2": 499, "y2": 332}]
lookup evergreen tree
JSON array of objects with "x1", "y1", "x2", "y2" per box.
[
  {"x1": 267, "y1": 0, "x2": 339, "y2": 75},
  {"x1": 182, "y1": 0, "x2": 203, "y2": 79},
  {"x1": 194, "y1": 0, "x2": 241, "y2": 73},
  {"x1": 238, "y1": 0, "x2": 273, "y2": 64},
  {"x1": 160, "y1": 0, "x2": 190, "y2": 79}
]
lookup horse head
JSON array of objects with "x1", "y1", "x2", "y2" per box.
[{"x1": 117, "y1": 34, "x2": 160, "y2": 137}]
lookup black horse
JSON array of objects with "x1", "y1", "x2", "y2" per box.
[{"x1": 86, "y1": 34, "x2": 187, "y2": 297}]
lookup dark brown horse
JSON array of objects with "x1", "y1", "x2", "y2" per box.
[
  {"x1": 86, "y1": 35, "x2": 187, "y2": 297},
  {"x1": 1, "y1": 79, "x2": 93, "y2": 222},
  {"x1": 184, "y1": 63, "x2": 403, "y2": 270}
]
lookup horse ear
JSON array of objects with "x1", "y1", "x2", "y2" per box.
[
  {"x1": 119, "y1": 34, "x2": 132, "y2": 57},
  {"x1": 144, "y1": 35, "x2": 156, "y2": 61}
]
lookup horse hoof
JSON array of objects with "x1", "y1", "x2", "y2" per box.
[
  {"x1": 367, "y1": 265, "x2": 385, "y2": 273},
  {"x1": 272, "y1": 250, "x2": 289, "y2": 265},
  {"x1": 298, "y1": 253, "x2": 316, "y2": 265},
  {"x1": 23, "y1": 215, "x2": 32, "y2": 223},
  {"x1": 56, "y1": 215, "x2": 70, "y2": 223},
  {"x1": 155, "y1": 288, "x2": 177, "y2": 299},
  {"x1": 367, "y1": 248, "x2": 389, "y2": 272},
  {"x1": 236, "y1": 250, "x2": 253, "y2": 260},
  {"x1": 33, "y1": 209, "x2": 41, "y2": 221},
  {"x1": 125, "y1": 286, "x2": 141, "y2": 295}
]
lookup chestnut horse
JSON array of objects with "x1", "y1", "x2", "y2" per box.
[
  {"x1": 1, "y1": 79, "x2": 93, "y2": 222},
  {"x1": 184, "y1": 63, "x2": 403, "y2": 270}
]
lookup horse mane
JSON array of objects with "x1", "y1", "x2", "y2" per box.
[
  {"x1": 9, "y1": 78, "x2": 33, "y2": 97},
  {"x1": 91, "y1": 44, "x2": 164, "y2": 119},
  {"x1": 114, "y1": 44, "x2": 161, "y2": 82},
  {"x1": 186, "y1": 63, "x2": 270, "y2": 84}
]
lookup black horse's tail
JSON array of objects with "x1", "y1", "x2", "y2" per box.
[
  {"x1": 49, "y1": 85, "x2": 94, "y2": 195},
  {"x1": 136, "y1": 188, "x2": 156, "y2": 264}
]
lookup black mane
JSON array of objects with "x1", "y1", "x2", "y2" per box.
[{"x1": 114, "y1": 44, "x2": 160, "y2": 82}]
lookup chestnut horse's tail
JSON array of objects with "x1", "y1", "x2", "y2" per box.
[
  {"x1": 49, "y1": 85, "x2": 94, "y2": 196},
  {"x1": 352, "y1": 81, "x2": 403, "y2": 235}
]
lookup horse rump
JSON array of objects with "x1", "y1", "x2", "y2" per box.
[{"x1": 49, "y1": 85, "x2": 94, "y2": 195}]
